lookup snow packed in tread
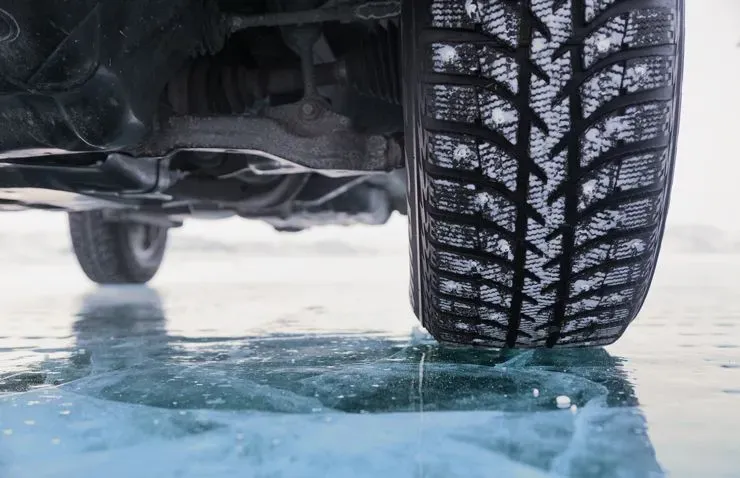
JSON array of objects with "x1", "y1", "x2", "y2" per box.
[{"x1": 417, "y1": 0, "x2": 680, "y2": 347}]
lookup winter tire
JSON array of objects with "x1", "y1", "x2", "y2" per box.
[
  {"x1": 68, "y1": 211, "x2": 169, "y2": 284},
  {"x1": 403, "y1": 0, "x2": 684, "y2": 348}
]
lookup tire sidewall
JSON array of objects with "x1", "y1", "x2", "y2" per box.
[{"x1": 401, "y1": 0, "x2": 430, "y2": 326}]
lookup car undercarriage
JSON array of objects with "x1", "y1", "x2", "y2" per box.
[{"x1": 0, "y1": 0, "x2": 407, "y2": 229}]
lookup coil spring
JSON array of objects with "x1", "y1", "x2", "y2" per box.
[{"x1": 344, "y1": 22, "x2": 402, "y2": 105}]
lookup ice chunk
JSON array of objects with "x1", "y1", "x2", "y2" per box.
[{"x1": 556, "y1": 395, "x2": 572, "y2": 409}]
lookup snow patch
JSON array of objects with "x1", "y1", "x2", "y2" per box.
[
  {"x1": 464, "y1": 0, "x2": 481, "y2": 21},
  {"x1": 626, "y1": 64, "x2": 648, "y2": 82},
  {"x1": 434, "y1": 45, "x2": 459, "y2": 66},
  {"x1": 595, "y1": 33, "x2": 618, "y2": 53},
  {"x1": 496, "y1": 239, "x2": 512, "y2": 258},
  {"x1": 626, "y1": 239, "x2": 646, "y2": 253},
  {"x1": 454, "y1": 144, "x2": 474, "y2": 161},
  {"x1": 582, "y1": 179, "x2": 598, "y2": 198},
  {"x1": 475, "y1": 192, "x2": 491, "y2": 209},
  {"x1": 489, "y1": 107, "x2": 517, "y2": 126},
  {"x1": 531, "y1": 36, "x2": 548, "y2": 54},
  {"x1": 573, "y1": 279, "x2": 596, "y2": 294},
  {"x1": 440, "y1": 278, "x2": 466, "y2": 295}
]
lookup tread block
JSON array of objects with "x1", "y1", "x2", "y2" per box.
[
  {"x1": 580, "y1": 102, "x2": 671, "y2": 168},
  {"x1": 577, "y1": 150, "x2": 667, "y2": 212},
  {"x1": 565, "y1": 285, "x2": 638, "y2": 316},
  {"x1": 433, "y1": 250, "x2": 515, "y2": 284},
  {"x1": 575, "y1": 195, "x2": 663, "y2": 246},
  {"x1": 427, "y1": 132, "x2": 481, "y2": 170},
  {"x1": 480, "y1": 47, "x2": 520, "y2": 93},
  {"x1": 426, "y1": 85, "x2": 479, "y2": 123},
  {"x1": 582, "y1": 8, "x2": 677, "y2": 68},
  {"x1": 427, "y1": 217, "x2": 516, "y2": 260},
  {"x1": 581, "y1": 56, "x2": 674, "y2": 119},
  {"x1": 426, "y1": 133, "x2": 519, "y2": 192},
  {"x1": 430, "y1": 43, "x2": 481, "y2": 74},
  {"x1": 428, "y1": 178, "x2": 518, "y2": 231},
  {"x1": 572, "y1": 231, "x2": 656, "y2": 274},
  {"x1": 562, "y1": 307, "x2": 631, "y2": 334}
]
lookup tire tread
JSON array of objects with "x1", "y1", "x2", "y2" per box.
[{"x1": 412, "y1": 0, "x2": 682, "y2": 347}]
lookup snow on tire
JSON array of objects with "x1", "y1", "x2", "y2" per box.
[{"x1": 403, "y1": 0, "x2": 684, "y2": 348}]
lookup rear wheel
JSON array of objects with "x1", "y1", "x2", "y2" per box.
[
  {"x1": 68, "y1": 211, "x2": 168, "y2": 284},
  {"x1": 403, "y1": 0, "x2": 684, "y2": 348}
]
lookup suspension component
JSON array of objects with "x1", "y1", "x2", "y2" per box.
[
  {"x1": 282, "y1": 24, "x2": 323, "y2": 99},
  {"x1": 165, "y1": 57, "x2": 345, "y2": 116}
]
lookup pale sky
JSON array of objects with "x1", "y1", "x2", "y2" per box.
[{"x1": 671, "y1": 0, "x2": 740, "y2": 229}]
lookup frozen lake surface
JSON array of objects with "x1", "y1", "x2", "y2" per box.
[{"x1": 0, "y1": 213, "x2": 737, "y2": 478}]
